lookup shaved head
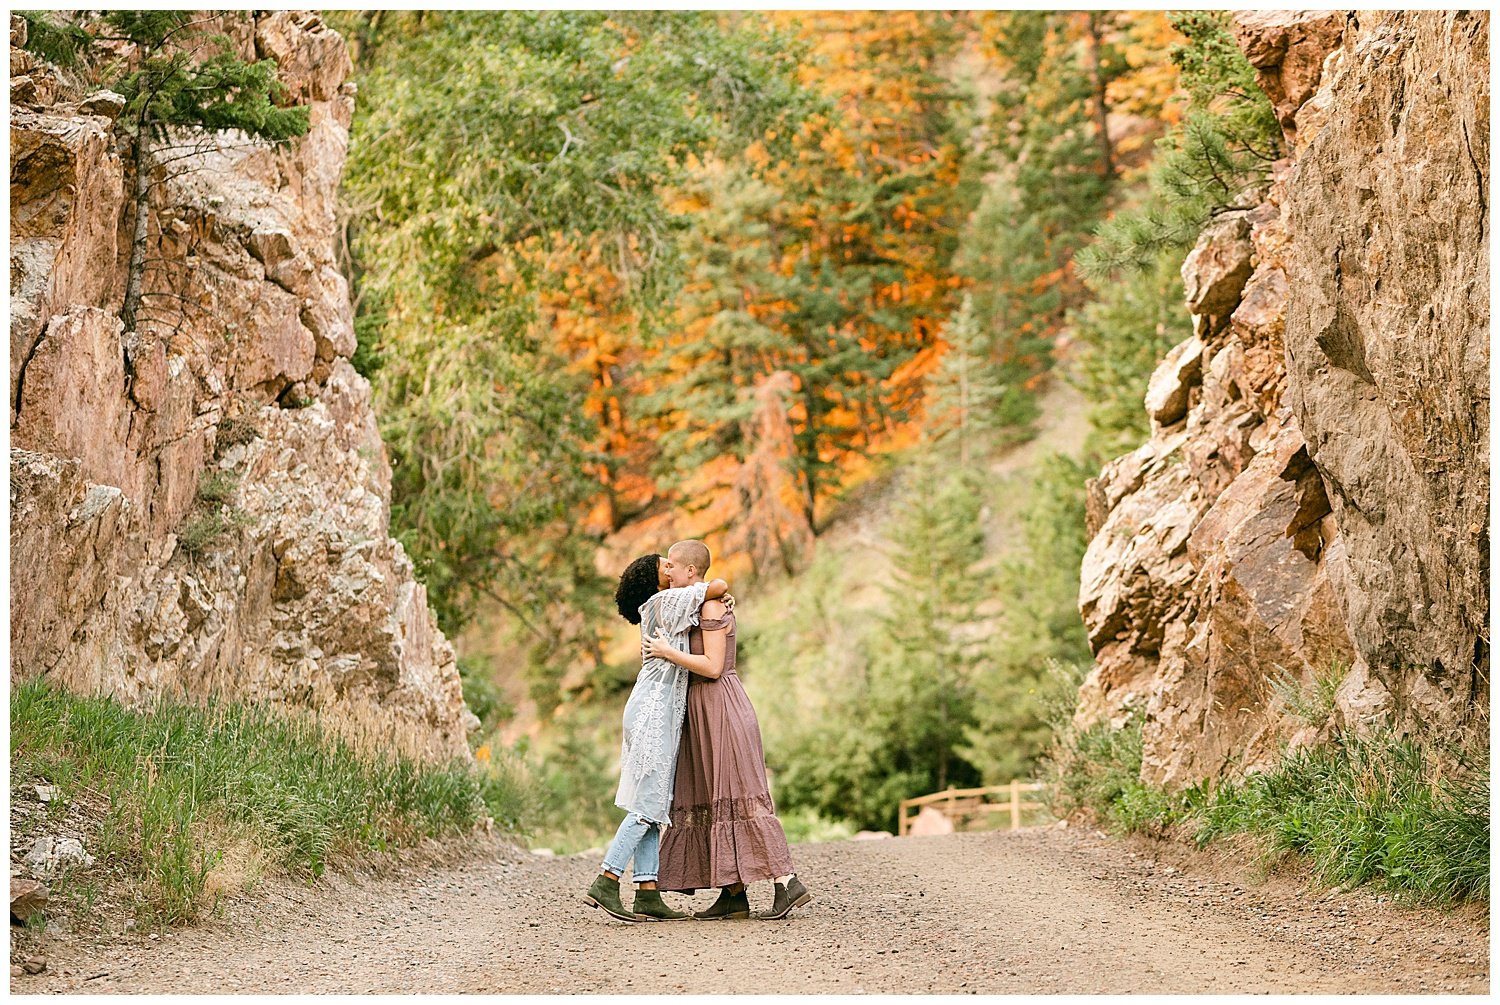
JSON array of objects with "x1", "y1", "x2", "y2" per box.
[{"x1": 667, "y1": 540, "x2": 711, "y2": 578}]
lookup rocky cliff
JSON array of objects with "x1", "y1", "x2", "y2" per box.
[
  {"x1": 1075, "y1": 10, "x2": 1488, "y2": 787},
  {"x1": 10, "y1": 12, "x2": 477, "y2": 761}
]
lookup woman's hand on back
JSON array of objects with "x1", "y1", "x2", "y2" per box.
[{"x1": 644, "y1": 630, "x2": 678, "y2": 663}]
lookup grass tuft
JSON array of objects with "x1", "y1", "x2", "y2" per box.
[
  {"x1": 1197, "y1": 731, "x2": 1489, "y2": 905},
  {"x1": 1041, "y1": 661, "x2": 1489, "y2": 907},
  {"x1": 10, "y1": 679, "x2": 527, "y2": 926}
]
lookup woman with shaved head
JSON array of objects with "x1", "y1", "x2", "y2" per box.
[{"x1": 644, "y1": 540, "x2": 811, "y2": 920}]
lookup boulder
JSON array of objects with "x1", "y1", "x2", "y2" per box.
[
  {"x1": 1144, "y1": 336, "x2": 1204, "y2": 428},
  {"x1": 907, "y1": 806, "x2": 955, "y2": 837},
  {"x1": 1181, "y1": 211, "x2": 1254, "y2": 318},
  {"x1": 10, "y1": 878, "x2": 49, "y2": 924}
]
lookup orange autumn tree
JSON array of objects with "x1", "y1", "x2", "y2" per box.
[{"x1": 639, "y1": 10, "x2": 979, "y2": 534}]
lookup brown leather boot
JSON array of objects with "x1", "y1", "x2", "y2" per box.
[
  {"x1": 759, "y1": 876, "x2": 812, "y2": 920},
  {"x1": 694, "y1": 887, "x2": 750, "y2": 920}
]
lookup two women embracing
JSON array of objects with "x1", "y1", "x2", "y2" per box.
[{"x1": 582, "y1": 540, "x2": 811, "y2": 922}]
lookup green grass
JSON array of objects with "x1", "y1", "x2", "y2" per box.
[
  {"x1": 10, "y1": 679, "x2": 527, "y2": 925},
  {"x1": 1198, "y1": 731, "x2": 1489, "y2": 905},
  {"x1": 1267, "y1": 659, "x2": 1346, "y2": 729},
  {"x1": 1042, "y1": 679, "x2": 1489, "y2": 906},
  {"x1": 176, "y1": 468, "x2": 255, "y2": 558}
]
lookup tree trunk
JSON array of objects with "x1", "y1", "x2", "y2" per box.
[
  {"x1": 800, "y1": 382, "x2": 821, "y2": 532},
  {"x1": 120, "y1": 136, "x2": 153, "y2": 335},
  {"x1": 1086, "y1": 13, "x2": 1115, "y2": 181}
]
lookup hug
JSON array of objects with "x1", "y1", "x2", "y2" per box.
[{"x1": 583, "y1": 540, "x2": 811, "y2": 922}]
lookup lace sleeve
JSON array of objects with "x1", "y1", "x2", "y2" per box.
[{"x1": 654, "y1": 581, "x2": 710, "y2": 636}]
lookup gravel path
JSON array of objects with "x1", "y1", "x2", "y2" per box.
[{"x1": 19, "y1": 827, "x2": 1489, "y2": 994}]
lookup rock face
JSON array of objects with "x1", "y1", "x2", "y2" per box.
[
  {"x1": 1282, "y1": 10, "x2": 1489, "y2": 737},
  {"x1": 1075, "y1": 10, "x2": 1488, "y2": 787},
  {"x1": 9, "y1": 12, "x2": 477, "y2": 762}
]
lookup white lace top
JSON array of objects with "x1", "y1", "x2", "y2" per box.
[{"x1": 614, "y1": 580, "x2": 710, "y2": 825}]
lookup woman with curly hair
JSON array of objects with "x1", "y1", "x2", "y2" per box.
[{"x1": 583, "y1": 545, "x2": 729, "y2": 923}]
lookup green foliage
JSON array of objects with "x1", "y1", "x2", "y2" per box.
[
  {"x1": 1199, "y1": 732, "x2": 1489, "y2": 906},
  {"x1": 195, "y1": 470, "x2": 238, "y2": 507},
  {"x1": 963, "y1": 455, "x2": 1093, "y2": 782},
  {"x1": 335, "y1": 10, "x2": 811, "y2": 644},
  {"x1": 875, "y1": 466, "x2": 989, "y2": 790},
  {"x1": 773, "y1": 466, "x2": 991, "y2": 829},
  {"x1": 17, "y1": 10, "x2": 92, "y2": 68},
  {"x1": 924, "y1": 294, "x2": 1033, "y2": 464},
  {"x1": 10, "y1": 679, "x2": 510, "y2": 926},
  {"x1": 1267, "y1": 659, "x2": 1348, "y2": 730},
  {"x1": 983, "y1": 13, "x2": 1119, "y2": 313},
  {"x1": 1047, "y1": 701, "x2": 1145, "y2": 824},
  {"x1": 177, "y1": 508, "x2": 251, "y2": 559},
  {"x1": 1043, "y1": 662, "x2": 1489, "y2": 906},
  {"x1": 503, "y1": 715, "x2": 622, "y2": 853},
  {"x1": 635, "y1": 166, "x2": 791, "y2": 485},
  {"x1": 458, "y1": 658, "x2": 515, "y2": 733},
  {"x1": 777, "y1": 806, "x2": 857, "y2": 845},
  {"x1": 1076, "y1": 11, "x2": 1280, "y2": 280},
  {"x1": 101, "y1": 12, "x2": 309, "y2": 144},
  {"x1": 177, "y1": 470, "x2": 251, "y2": 559},
  {"x1": 1066, "y1": 245, "x2": 1193, "y2": 456}
]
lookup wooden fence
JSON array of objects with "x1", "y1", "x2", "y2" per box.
[{"x1": 897, "y1": 781, "x2": 1048, "y2": 836}]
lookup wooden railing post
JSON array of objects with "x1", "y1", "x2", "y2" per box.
[{"x1": 1009, "y1": 779, "x2": 1021, "y2": 831}]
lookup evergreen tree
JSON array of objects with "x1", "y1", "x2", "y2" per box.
[
  {"x1": 962, "y1": 453, "x2": 1092, "y2": 782},
  {"x1": 924, "y1": 293, "x2": 1028, "y2": 466},
  {"x1": 634, "y1": 163, "x2": 787, "y2": 485},
  {"x1": 1067, "y1": 245, "x2": 1192, "y2": 456},
  {"x1": 771, "y1": 464, "x2": 993, "y2": 828},
  {"x1": 758, "y1": 10, "x2": 977, "y2": 529},
  {"x1": 1077, "y1": 10, "x2": 1282, "y2": 277},
  {"x1": 875, "y1": 466, "x2": 990, "y2": 793}
]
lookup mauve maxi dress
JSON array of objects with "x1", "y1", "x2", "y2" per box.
[{"x1": 657, "y1": 607, "x2": 795, "y2": 893}]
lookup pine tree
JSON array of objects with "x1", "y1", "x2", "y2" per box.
[
  {"x1": 924, "y1": 293, "x2": 1027, "y2": 466},
  {"x1": 634, "y1": 163, "x2": 787, "y2": 486},
  {"x1": 102, "y1": 12, "x2": 310, "y2": 334},
  {"x1": 759, "y1": 10, "x2": 977, "y2": 528},
  {"x1": 873, "y1": 465, "x2": 991, "y2": 793},
  {"x1": 1076, "y1": 10, "x2": 1282, "y2": 278},
  {"x1": 961, "y1": 453, "x2": 1092, "y2": 782}
]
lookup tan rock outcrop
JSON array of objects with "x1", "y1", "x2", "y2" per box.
[
  {"x1": 1075, "y1": 10, "x2": 1487, "y2": 786},
  {"x1": 1232, "y1": 10, "x2": 1348, "y2": 151},
  {"x1": 9, "y1": 12, "x2": 477, "y2": 762},
  {"x1": 1282, "y1": 10, "x2": 1489, "y2": 736}
]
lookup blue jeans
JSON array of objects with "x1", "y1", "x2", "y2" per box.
[{"x1": 601, "y1": 813, "x2": 660, "y2": 883}]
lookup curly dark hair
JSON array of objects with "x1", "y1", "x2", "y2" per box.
[{"x1": 614, "y1": 553, "x2": 662, "y2": 625}]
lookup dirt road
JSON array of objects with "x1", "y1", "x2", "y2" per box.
[{"x1": 21, "y1": 827, "x2": 1489, "y2": 994}]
